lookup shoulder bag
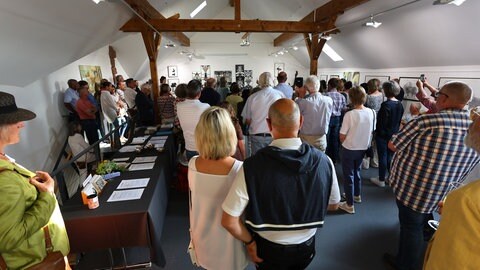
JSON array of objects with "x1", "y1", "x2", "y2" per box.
[{"x1": 365, "y1": 108, "x2": 376, "y2": 158}]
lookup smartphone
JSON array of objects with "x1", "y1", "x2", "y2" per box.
[
  {"x1": 420, "y1": 74, "x2": 426, "y2": 82},
  {"x1": 294, "y1": 77, "x2": 304, "y2": 88}
]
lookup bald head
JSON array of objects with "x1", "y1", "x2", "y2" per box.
[
  {"x1": 440, "y1": 81, "x2": 472, "y2": 109},
  {"x1": 267, "y1": 99, "x2": 302, "y2": 138}
]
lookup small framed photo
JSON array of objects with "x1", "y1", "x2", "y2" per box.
[
  {"x1": 330, "y1": 74, "x2": 339, "y2": 79},
  {"x1": 274, "y1": 63, "x2": 285, "y2": 76},
  {"x1": 167, "y1": 65, "x2": 178, "y2": 78},
  {"x1": 168, "y1": 79, "x2": 179, "y2": 88}
]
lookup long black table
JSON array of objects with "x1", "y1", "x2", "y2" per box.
[{"x1": 61, "y1": 132, "x2": 176, "y2": 268}]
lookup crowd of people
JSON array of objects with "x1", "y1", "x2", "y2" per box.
[{"x1": 0, "y1": 69, "x2": 478, "y2": 269}]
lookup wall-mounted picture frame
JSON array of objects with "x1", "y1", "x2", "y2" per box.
[
  {"x1": 319, "y1": 75, "x2": 328, "y2": 81},
  {"x1": 398, "y1": 77, "x2": 425, "y2": 101},
  {"x1": 168, "y1": 79, "x2": 179, "y2": 88},
  {"x1": 274, "y1": 63, "x2": 285, "y2": 76},
  {"x1": 167, "y1": 65, "x2": 177, "y2": 78},
  {"x1": 214, "y1": 71, "x2": 233, "y2": 86},
  {"x1": 364, "y1": 75, "x2": 390, "y2": 84},
  {"x1": 438, "y1": 77, "x2": 480, "y2": 108},
  {"x1": 79, "y1": 65, "x2": 102, "y2": 93},
  {"x1": 330, "y1": 75, "x2": 339, "y2": 79}
]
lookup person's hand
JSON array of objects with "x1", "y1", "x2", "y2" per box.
[
  {"x1": 437, "y1": 201, "x2": 444, "y2": 215},
  {"x1": 29, "y1": 171, "x2": 55, "y2": 193},
  {"x1": 246, "y1": 241, "x2": 263, "y2": 265},
  {"x1": 416, "y1": 80, "x2": 424, "y2": 90}
]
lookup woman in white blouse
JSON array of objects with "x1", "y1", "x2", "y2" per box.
[
  {"x1": 187, "y1": 107, "x2": 249, "y2": 270},
  {"x1": 338, "y1": 86, "x2": 375, "y2": 214}
]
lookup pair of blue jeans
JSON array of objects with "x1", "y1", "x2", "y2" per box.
[
  {"x1": 341, "y1": 147, "x2": 365, "y2": 206},
  {"x1": 375, "y1": 136, "x2": 393, "y2": 181},
  {"x1": 326, "y1": 116, "x2": 341, "y2": 163},
  {"x1": 395, "y1": 200, "x2": 432, "y2": 270}
]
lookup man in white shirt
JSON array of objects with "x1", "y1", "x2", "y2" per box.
[
  {"x1": 296, "y1": 75, "x2": 333, "y2": 152},
  {"x1": 241, "y1": 72, "x2": 284, "y2": 157},
  {"x1": 176, "y1": 79, "x2": 210, "y2": 160},
  {"x1": 124, "y1": 78, "x2": 138, "y2": 109},
  {"x1": 222, "y1": 99, "x2": 340, "y2": 270},
  {"x1": 274, "y1": 71, "x2": 293, "y2": 99}
]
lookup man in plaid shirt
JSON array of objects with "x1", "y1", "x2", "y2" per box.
[{"x1": 384, "y1": 81, "x2": 479, "y2": 270}]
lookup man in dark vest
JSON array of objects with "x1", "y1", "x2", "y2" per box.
[{"x1": 222, "y1": 98, "x2": 340, "y2": 269}]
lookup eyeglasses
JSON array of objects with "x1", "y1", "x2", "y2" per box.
[{"x1": 434, "y1": 91, "x2": 449, "y2": 99}]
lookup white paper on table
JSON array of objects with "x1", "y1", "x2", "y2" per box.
[
  {"x1": 132, "y1": 156, "x2": 157, "y2": 163},
  {"x1": 117, "y1": 178, "x2": 150, "y2": 189},
  {"x1": 119, "y1": 145, "x2": 138, "y2": 153},
  {"x1": 107, "y1": 188, "x2": 145, "y2": 202},
  {"x1": 131, "y1": 136, "x2": 149, "y2": 144},
  {"x1": 128, "y1": 162, "x2": 155, "y2": 171},
  {"x1": 149, "y1": 139, "x2": 166, "y2": 144},
  {"x1": 150, "y1": 135, "x2": 168, "y2": 140},
  {"x1": 112, "y1": 157, "x2": 129, "y2": 162}
]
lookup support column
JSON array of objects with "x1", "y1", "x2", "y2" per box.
[{"x1": 141, "y1": 30, "x2": 161, "y2": 124}]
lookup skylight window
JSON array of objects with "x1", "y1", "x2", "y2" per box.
[
  {"x1": 322, "y1": 44, "x2": 343, "y2": 62},
  {"x1": 190, "y1": 1, "x2": 207, "y2": 18}
]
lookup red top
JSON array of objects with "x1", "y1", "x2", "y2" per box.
[{"x1": 76, "y1": 98, "x2": 96, "y2": 120}]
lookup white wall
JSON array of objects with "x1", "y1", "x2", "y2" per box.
[{"x1": 1, "y1": 46, "x2": 127, "y2": 171}]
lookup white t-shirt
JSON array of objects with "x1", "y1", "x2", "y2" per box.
[
  {"x1": 177, "y1": 99, "x2": 210, "y2": 151},
  {"x1": 222, "y1": 138, "x2": 341, "y2": 245},
  {"x1": 340, "y1": 108, "x2": 376, "y2": 150},
  {"x1": 100, "y1": 90, "x2": 118, "y2": 123},
  {"x1": 241, "y1": 87, "x2": 284, "y2": 134},
  {"x1": 124, "y1": 87, "x2": 137, "y2": 109}
]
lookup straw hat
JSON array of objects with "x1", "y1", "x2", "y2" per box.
[{"x1": 0, "y1": 91, "x2": 36, "y2": 124}]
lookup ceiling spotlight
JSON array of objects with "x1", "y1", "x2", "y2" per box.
[
  {"x1": 278, "y1": 51, "x2": 284, "y2": 55},
  {"x1": 363, "y1": 15, "x2": 382, "y2": 28},
  {"x1": 292, "y1": 46, "x2": 298, "y2": 51},
  {"x1": 433, "y1": 0, "x2": 466, "y2": 6},
  {"x1": 320, "y1": 33, "x2": 332, "y2": 40},
  {"x1": 164, "y1": 42, "x2": 175, "y2": 48}
]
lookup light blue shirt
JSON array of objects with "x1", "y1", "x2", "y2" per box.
[
  {"x1": 296, "y1": 93, "x2": 333, "y2": 136},
  {"x1": 64, "y1": 87, "x2": 79, "y2": 109},
  {"x1": 274, "y1": 83, "x2": 294, "y2": 99}
]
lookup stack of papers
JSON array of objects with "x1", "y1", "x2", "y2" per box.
[
  {"x1": 119, "y1": 145, "x2": 138, "y2": 153},
  {"x1": 117, "y1": 178, "x2": 150, "y2": 189},
  {"x1": 107, "y1": 189, "x2": 145, "y2": 202},
  {"x1": 149, "y1": 136, "x2": 168, "y2": 148},
  {"x1": 112, "y1": 157, "x2": 129, "y2": 162}
]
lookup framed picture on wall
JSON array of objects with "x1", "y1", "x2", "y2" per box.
[
  {"x1": 399, "y1": 77, "x2": 425, "y2": 101},
  {"x1": 365, "y1": 75, "x2": 390, "y2": 84},
  {"x1": 168, "y1": 79, "x2": 179, "y2": 88},
  {"x1": 330, "y1": 75, "x2": 339, "y2": 79},
  {"x1": 438, "y1": 77, "x2": 480, "y2": 108},
  {"x1": 319, "y1": 75, "x2": 328, "y2": 81},
  {"x1": 167, "y1": 65, "x2": 178, "y2": 78},
  {"x1": 79, "y1": 65, "x2": 102, "y2": 93},
  {"x1": 274, "y1": 63, "x2": 285, "y2": 76}
]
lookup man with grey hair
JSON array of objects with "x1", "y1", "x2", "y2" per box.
[
  {"x1": 295, "y1": 75, "x2": 333, "y2": 152},
  {"x1": 222, "y1": 98, "x2": 340, "y2": 269},
  {"x1": 384, "y1": 82, "x2": 480, "y2": 270},
  {"x1": 241, "y1": 72, "x2": 285, "y2": 156}
]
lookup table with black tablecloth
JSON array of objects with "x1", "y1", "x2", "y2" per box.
[{"x1": 61, "y1": 132, "x2": 176, "y2": 268}]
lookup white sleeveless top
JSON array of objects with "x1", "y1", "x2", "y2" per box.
[{"x1": 188, "y1": 157, "x2": 249, "y2": 270}]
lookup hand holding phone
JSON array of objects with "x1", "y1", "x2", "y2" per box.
[{"x1": 420, "y1": 74, "x2": 426, "y2": 82}]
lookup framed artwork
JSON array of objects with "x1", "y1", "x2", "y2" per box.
[
  {"x1": 438, "y1": 77, "x2": 480, "y2": 108},
  {"x1": 344, "y1": 72, "x2": 361, "y2": 86},
  {"x1": 365, "y1": 75, "x2": 390, "y2": 84},
  {"x1": 274, "y1": 63, "x2": 285, "y2": 76},
  {"x1": 319, "y1": 75, "x2": 328, "y2": 81},
  {"x1": 192, "y1": 72, "x2": 202, "y2": 80},
  {"x1": 168, "y1": 79, "x2": 179, "y2": 88},
  {"x1": 244, "y1": 70, "x2": 253, "y2": 87},
  {"x1": 214, "y1": 71, "x2": 233, "y2": 86},
  {"x1": 167, "y1": 66, "x2": 178, "y2": 78},
  {"x1": 79, "y1": 65, "x2": 102, "y2": 93},
  {"x1": 399, "y1": 77, "x2": 425, "y2": 101},
  {"x1": 330, "y1": 75, "x2": 339, "y2": 79},
  {"x1": 200, "y1": 65, "x2": 211, "y2": 79},
  {"x1": 235, "y1": 64, "x2": 245, "y2": 88}
]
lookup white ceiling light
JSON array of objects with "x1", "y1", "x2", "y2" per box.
[
  {"x1": 292, "y1": 46, "x2": 298, "y2": 51},
  {"x1": 433, "y1": 0, "x2": 466, "y2": 6},
  {"x1": 92, "y1": 0, "x2": 104, "y2": 4},
  {"x1": 164, "y1": 42, "x2": 175, "y2": 48},
  {"x1": 190, "y1": 1, "x2": 207, "y2": 18},
  {"x1": 320, "y1": 33, "x2": 332, "y2": 40},
  {"x1": 322, "y1": 43, "x2": 343, "y2": 62},
  {"x1": 363, "y1": 15, "x2": 382, "y2": 28}
]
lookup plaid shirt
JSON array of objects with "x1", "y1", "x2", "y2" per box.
[
  {"x1": 325, "y1": 89, "x2": 346, "y2": 116},
  {"x1": 389, "y1": 109, "x2": 480, "y2": 213}
]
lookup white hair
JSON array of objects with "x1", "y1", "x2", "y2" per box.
[
  {"x1": 305, "y1": 75, "x2": 320, "y2": 93},
  {"x1": 258, "y1": 72, "x2": 274, "y2": 88}
]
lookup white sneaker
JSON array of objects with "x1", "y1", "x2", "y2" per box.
[
  {"x1": 338, "y1": 202, "x2": 355, "y2": 214},
  {"x1": 370, "y1": 177, "x2": 386, "y2": 187}
]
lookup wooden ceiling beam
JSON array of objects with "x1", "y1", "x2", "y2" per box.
[
  {"x1": 274, "y1": 0, "x2": 370, "y2": 47},
  {"x1": 235, "y1": 0, "x2": 241, "y2": 21},
  {"x1": 123, "y1": 0, "x2": 190, "y2": 46},
  {"x1": 121, "y1": 18, "x2": 329, "y2": 33}
]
